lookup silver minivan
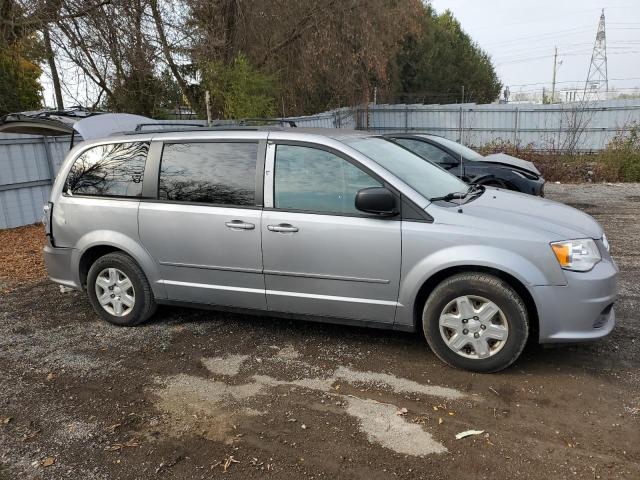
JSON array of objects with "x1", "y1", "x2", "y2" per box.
[{"x1": 43, "y1": 127, "x2": 618, "y2": 372}]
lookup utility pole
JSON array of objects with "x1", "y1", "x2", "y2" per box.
[
  {"x1": 583, "y1": 9, "x2": 609, "y2": 101},
  {"x1": 551, "y1": 46, "x2": 558, "y2": 104},
  {"x1": 461, "y1": 85, "x2": 465, "y2": 104}
]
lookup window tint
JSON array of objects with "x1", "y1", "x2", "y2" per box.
[
  {"x1": 159, "y1": 142, "x2": 258, "y2": 206},
  {"x1": 395, "y1": 138, "x2": 457, "y2": 165},
  {"x1": 65, "y1": 142, "x2": 148, "y2": 197},
  {"x1": 274, "y1": 145, "x2": 381, "y2": 215}
]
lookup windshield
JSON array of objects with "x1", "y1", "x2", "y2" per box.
[
  {"x1": 425, "y1": 135, "x2": 483, "y2": 161},
  {"x1": 345, "y1": 137, "x2": 468, "y2": 200}
]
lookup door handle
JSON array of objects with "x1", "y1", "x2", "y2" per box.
[
  {"x1": 267, "y1": 223, "x2": 299, "y2": 233},
  {"x1": 225, "y1": 220, "x2": 255, "y2": 230}
]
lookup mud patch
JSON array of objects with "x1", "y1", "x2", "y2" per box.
[
  {"x1": 202, "y1": 354, "x2": 249, "y2": 377},
  {"x1": 151, "y1": 352, "x2": 465, "y2": 455},
  {"x1": 334, "y1": 366, "x2": 464, "y2": 400},
  {"x1": 345, "y1": 396, "x2": 447, "y2": 455},
  {"x1": 154, "y1": 374, "x2": 264, "y2": 441}
]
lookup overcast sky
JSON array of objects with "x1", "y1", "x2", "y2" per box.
[{"x1": 429, "y1": 0, "x2": 640, "y2": 97}]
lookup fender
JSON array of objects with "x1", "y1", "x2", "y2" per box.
[
  {"x1": 395, "y1": 244, "x2": 564, "y2": 329},
  {"x1": 71, "y1": 230, "x2": 166, "y2": 299}
]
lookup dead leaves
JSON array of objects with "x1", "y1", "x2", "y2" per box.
[
  {"x1": 212, "y1": 455, "x2": 240, "y2": 473},
  {"x1": 0, "y1": 416, "x2": 12, "y2": 425},
  {"x1": 41, "y1": 457, "x2": 56, "y2": 467},
  {"x1": 104, "y1": 438, "x2": 140, "y2": 451},
  {"x1": 105, "y1": 423, "x2": 122, "y2": 434},
  {"x1": 0, "y1": 224, "x2": 47, "y2": 285}
]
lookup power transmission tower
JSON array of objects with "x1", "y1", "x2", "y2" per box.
[{"x1": 583, "y1": 9, "x2": 608, "y2": 101}]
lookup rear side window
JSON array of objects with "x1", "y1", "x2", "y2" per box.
[
  {"x1": 274, "y1": 144, "x2": 381, "y2": 215},
  {"x1": 65, "y1": 142, "x2": 148, "y2": 197},
  {"x1": 159, "y1": 142, "x2": 258, "y2": 206},
  {"x1": 394, "y1": 138, "x2": 457, "y2": 165}
]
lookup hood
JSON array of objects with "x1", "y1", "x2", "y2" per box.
[
  {"x1": 481, "y1": 153, "x2": 541, "y2": 176},
  {"x1": 443, "y1": 188, "x2": 602, "y2": 240},
  {"x1": 0, "y1": 110, "x2": 157, "y2": 140}
]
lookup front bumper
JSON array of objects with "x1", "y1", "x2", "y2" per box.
[
  {"x1": 533, "y1": 258, "x2": 618, "y2": 343},
  {"x1": 43, "y1": 241, "x2": 81, "y2": 289}
]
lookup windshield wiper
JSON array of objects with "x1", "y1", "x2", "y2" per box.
[{"x1": 429, "y1": 184, "x2": 485, "y2": 202}]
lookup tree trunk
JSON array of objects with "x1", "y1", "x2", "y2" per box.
[
  {"x1": 149, "y1": 0, "x2": 202, "y2": 116},
  {"x1": 43, "y1": 25, "x2": 64, "y2": 110}
]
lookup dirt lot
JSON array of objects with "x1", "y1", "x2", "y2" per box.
[{"x1": 1, "y1": 183, "x2": 639, "y2": 480}]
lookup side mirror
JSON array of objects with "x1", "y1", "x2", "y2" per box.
[{"x1": 355, "y1": 187, "x2": 398, "y2": 217}]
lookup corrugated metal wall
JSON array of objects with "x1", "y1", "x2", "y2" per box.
[
  {"x1": 0, "y1": 134, "x2": 71, "y2": 229},
  {"x1": 295, "y1": 99, "x2": 640, "y2": 151}
]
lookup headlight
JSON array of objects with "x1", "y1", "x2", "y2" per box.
[
  {"x1": 602, "y1": 232, "x2": 610, "y2": 252},
  {"x1": 551, "y1": 238, "x2": 601, "y2": 271}
]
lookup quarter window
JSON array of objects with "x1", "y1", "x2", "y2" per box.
[
  {"x1": 65, "y1": 142, "x2": 148, "y2": 197},
  {"x1": 274, "y1": 145, "x2": 382, "y2": 215},
  {"x1": 159, "y1": 142, "x2": 258, "y2": 206}
]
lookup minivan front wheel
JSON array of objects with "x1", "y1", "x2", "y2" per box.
[
  {"x1": 422, "y1": 273, "x2": 528, "y2": 373},
  {"x1": 87, "y1": 252, "x2": 156, "y2": 326}
]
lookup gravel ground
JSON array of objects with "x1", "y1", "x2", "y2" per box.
[{"x1": 0, "y1": 183, "x2": 639, "y2": 480}]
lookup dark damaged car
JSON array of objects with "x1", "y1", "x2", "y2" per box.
[{"x1": 387, "y1": 134, "x2": 545, "y2": 197}]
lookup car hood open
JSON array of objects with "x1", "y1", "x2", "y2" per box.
[{"x1": 481, "y1": 153, "x2": 541, "y2": 176}]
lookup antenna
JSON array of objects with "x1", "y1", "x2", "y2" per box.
[{"x1": 583, "y1": 9, "x2": 608, "y2": 101}]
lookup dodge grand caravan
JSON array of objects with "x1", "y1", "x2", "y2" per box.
[{"x1": 43, "y1": 127, "x2": 618, "y2": 372}]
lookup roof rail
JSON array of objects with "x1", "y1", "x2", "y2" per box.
[
  {"x1": 134, "y1": 122, "x2": 206, "y2": 132},
  {"x1": 123, "y1": 126, "x2": 266, "y2": 136},
  {"x1": 238, "y1": 118, "x2": 297, "y2": 127}
]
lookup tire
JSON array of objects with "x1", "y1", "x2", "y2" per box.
[
  {"x1": 422, "y1": 273, "x2": 528, "y2": 373},
  {"x1": 87, "y1": 252, "x2": 157, "y2": 326}
]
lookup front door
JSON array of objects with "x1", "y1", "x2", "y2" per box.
[
  {"x1": 139, "y1": 139, "x2": 266, "y2": 310},
  {"x1": 261, "y1": 143, "x2": 401, "y2": 324}
]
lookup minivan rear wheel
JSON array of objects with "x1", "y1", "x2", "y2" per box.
[
  {"x1": 87, "y1": 252, "x2": 156, "y2": 326},
  {"x1": 422, "y1": 273, "x2": 528, "y2": 373}
]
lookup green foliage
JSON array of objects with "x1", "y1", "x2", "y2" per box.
[
  {"x1": 394, "y1": 7, "x2": 502, "y2": 104},
  {"x1": 0, "y1": 0, "x2": 42, "y2": 115},
  {"x1": 201, "y1": 54, "x2": 277, "y2": 119},
  {"x1": 0, "y1": 49, "x2": 42, "y2": 115}
]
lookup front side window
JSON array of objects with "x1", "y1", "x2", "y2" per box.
[
  {"x1": 65, "y1": 142, "x2": 148, "y2": 197},
  {"x1": 345, "y1": 137, "x2": 467, "y2": 200},
  {"x1": 395, "y1": 138, "x2": 457, "y2": 165},
  {"x1": 159, "y1": 142, "x2": 258, "y2": 206},
  {"x1": 274, "y1": 144, "x2": 381, "y2": 215}
]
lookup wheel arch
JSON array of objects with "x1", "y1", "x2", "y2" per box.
[
  {"x1": 411, "y1": 265, "x2": 539, "y2": 341},
  {"x1": 73, "y1": 231, "x2": 164, "y2": 298}
]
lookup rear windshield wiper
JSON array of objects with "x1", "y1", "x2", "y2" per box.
[{"x1": 429, "y1": 184, "x2": 485, "y2": 203}]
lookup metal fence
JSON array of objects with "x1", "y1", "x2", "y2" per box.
[
  {"x1": 0, "y1": 134, "x2": 71, "y2": 229},
  {"x1": 287, "y1": 99, "x2": 640, "y2": 151}
]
